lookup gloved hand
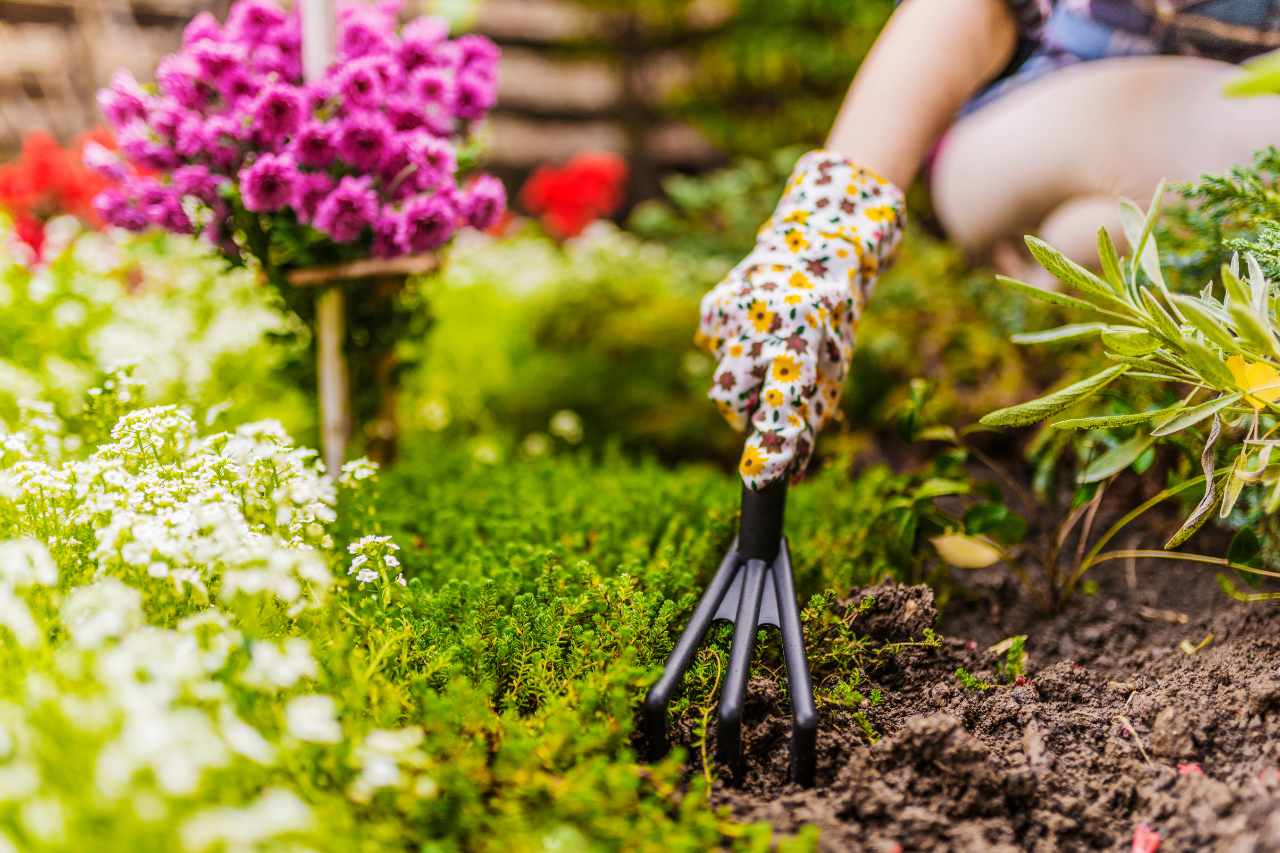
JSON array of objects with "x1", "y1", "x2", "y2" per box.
[{"x1": 696, "y1": 150, "x2": 906, "y2": 490}]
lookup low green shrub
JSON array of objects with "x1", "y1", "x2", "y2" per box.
[{"x1": 0, "y1": 368, "x2": 977, "y2": 851}]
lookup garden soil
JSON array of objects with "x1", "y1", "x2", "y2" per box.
[{"x1": 690, "y1": 539, "x2": 1280, "y2": 851}]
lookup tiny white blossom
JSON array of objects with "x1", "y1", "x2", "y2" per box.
[
  {"x1": 180, "y1": 788, "x2": 313, "y2": 852},
  {"x1": 356, "y1": 568, "x2": 379, "y2": 584},
  {"x1": 0, "y1": 540, "x2": 57, "y2": 587},
  {"x1": 384, "y1": 555, "x2": 399, "y2": 568},
  {"x1": 395, "y1": 573, "x2": 406, "y2": 587},
  {"x1": 62, "y1": 580, "x2": 142, "y2": 649},
  {"x1": 285, "y1": 695, "x2": 342, "y2": 744},
  {"x1": 241, "y1": 638, "x2": 318, "y2": 691},
  {"x1": 348, "y1": 554, "x2": 368, "y2": 575}
]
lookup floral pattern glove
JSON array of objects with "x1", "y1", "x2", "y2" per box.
[{"x1": 696, "y1": 150, "x2": 906, "y2": 490}]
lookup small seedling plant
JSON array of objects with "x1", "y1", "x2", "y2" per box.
[
  {"x1": 955, "y1": 635, "x2": 1028, "y2": 693},
  {"x1": 972, "y1": 182, "x2": 1280, "y2": 603}
]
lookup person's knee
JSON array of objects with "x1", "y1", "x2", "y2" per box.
[{"x1": 1037, "y1": 194, "x2": 1125, "y2": 267}]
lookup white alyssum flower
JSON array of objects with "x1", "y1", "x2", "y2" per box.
[
  {"x1": 62, "y1": 580, "x2": 142, "y2": 649},
  {"x1": 339, "y1": 458, "x2": 378, "y2": 485},
  {"x1": 179, "y1": 788, "x2": 313, "y2": 853},
  {"x1": 0, "y1": 540, "x2": 56, "y2": 588},
  {"x1": 218, "y1": 706, "x2": 277, "y2": 766},
  {"x1": 0, "y1": 586, "x2": 39, "y2": 649},
  {"x1": 395, "y1": 574, "x2": 406, "y2": 587},
  {"x1": 347, "y1": 727, "x2": 428, "y2": 803},
  {"x1": 240, "y1": 639, "x2": 318, "y2": 691},
  {"x1": 355, "y1": 568, "x2": 379, "y2": 585},
  {"x1": 285, "y1": 695, "x2": 342, "y2": 744}
]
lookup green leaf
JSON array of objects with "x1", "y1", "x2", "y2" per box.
[
  {"x1": 1053, "y1": 406, "x2": 1179, "y2": 430},
  {"x1": 1101, "y1": 328, "x2": 1161, "y2": 355},
  {"x1": 994, "y1": 514, "x2": 1028, "y2": 545},
  {"x1": 1138, "y1": 288, "x2": 1182, "y2": 342},
  {"x1": 1180, "y1": 339, "x2": 1238, "y2": 389},
  {"x1": 1267, "y1": 471, "x2": 1280, "y2": 514},
  {"x1": 913, "y1": 478, "x2": 971, "y2": 501},
  {"x1": 1230, "y1": 301, "x2": 1280, "y2": 359},
  {"x1": 994, "y1": 275, "x2": 1103, "y2": 313},
  {"x1": 1223, "y1": 262, "x2": 1252, "y2": 308},
  {"x1": 1118, "y1": 199, "x2": 1144, "y2": 263},
  {"x1": 1133, "y1": 445, "x2": 1156, "y2": 474},
  {"x1": 1133, "y1": 181, "x2": 1167, "y2": 290},
  {"x1": 1117, "y1": 196, "x2": 1165, "y2": 292},
  {"x1": 1023, "y1": 236, "x2": 1131, "y2": 309},
  {"x1": 980, "y1": 365, "x2": 1130, "y2": 427},
  {"x1": 1247, "y1": 253, "x2": 1270, "y2": 316},
  {"x1": 1105, "y1": 353, "x2": 1190, "y2": 378},
  {"x1": 1170, "y1": 294, "x2": 1241, "y2": 353},
  {"x1": 1078, "y1": 434, "x2": 1156, "y2": 484},
  {"x1": 1167, "y1": 415, "x2": 1222, "y2": 548},
  {"x1": 1097, "y1": 226, "x2": 1128, "y2": 296},
  {"x1": 963, "y1": 504, "x2": 1008, "y2": 536},
  {"x1": 960, "y1": 504, "x2": 1027, "y2": 546},
  {"x1": 1011, "y1": 323, "x2": 1105, "y2": 345},
  {"x1": 1219, "y1": 447, "x2": 1252, "y2": 519},
  {"x1": 1224, "y1": 48, "x2": 1280, "y2": 96},
  {"x1": 1150, "y1": 393, "x2": 1243, "y2": 436},
  {"x1": 1227, "y1": 527, "x2": 1264, "y2": 588}
]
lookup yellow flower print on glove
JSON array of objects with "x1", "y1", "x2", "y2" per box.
[{"x1": 696, "y1": 150, "x2": 906, "y2": 490}]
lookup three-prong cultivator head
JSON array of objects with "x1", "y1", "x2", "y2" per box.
[{"x1": 642, "y1": 478, "x2": 817, "y2": 786}]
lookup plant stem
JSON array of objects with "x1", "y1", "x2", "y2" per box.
[
  {"x1": 957, "y1": 437, "x2": 1054, "y2": 562},
  {"x1": 1063, "y1": 465, "x2": 1233, "y2": 599},
  {"x1": 1064, "y1": 477, "x2": 1110, "y2": 604},
  {"x1": 1090, "y1": 549, "x2": 1280, "y2": 579}
]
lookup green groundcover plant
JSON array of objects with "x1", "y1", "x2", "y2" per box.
[
  {"x1": 0, "y1": 365, "x2": 970, "y2": 851},
  {"x1": 978, "y1": 182, "x2": 1280, "y2": 603}
]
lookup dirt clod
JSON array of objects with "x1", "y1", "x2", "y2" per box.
[{"x1": 845, "y1": 577, "x2": 937, "y2": 644}]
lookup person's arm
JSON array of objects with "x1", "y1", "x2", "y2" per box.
[{"x1": 826, "y1": 0, "x2": 1020, "y2": 188}]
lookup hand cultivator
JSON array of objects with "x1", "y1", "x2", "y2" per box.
[{"x1": 642, "y1": 478, "x2": 817, "y2": 786}]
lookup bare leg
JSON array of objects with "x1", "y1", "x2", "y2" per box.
[{"x1": 932, "y1": 56, "x2": 1280, "y2": 273}]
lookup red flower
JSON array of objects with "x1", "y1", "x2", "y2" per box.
[
  {"x1": 518, "y1": 151, "x2": 628, "y2": 238},
  {"x1": 0, "y1": 127, "x2": 116, "y2": 260}
]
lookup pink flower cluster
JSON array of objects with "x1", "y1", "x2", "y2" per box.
[{"x1": 90, "y1": 0, "x2": 505, "y2": 260}]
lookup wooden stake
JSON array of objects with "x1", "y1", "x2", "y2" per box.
[
  {"x1": 300, "y1": 0, "x2": 348, "y2": 477},
  {"x1": 315, "y1": 285, "x2": 350, "y2": 478}
]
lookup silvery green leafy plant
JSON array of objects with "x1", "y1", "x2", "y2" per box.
[{"x1": 977, "y1": 181, "x2": 1280, "y2": 601}]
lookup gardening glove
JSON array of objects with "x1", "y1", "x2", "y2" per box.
[{"x1": 696, "y1": 150, "x2": 906, "y2": 490}]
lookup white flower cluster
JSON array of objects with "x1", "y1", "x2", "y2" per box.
[
  {"x1": 0, "y1": 387, "x2": 407, "y2": 850},
  {"x1": 6, "y1": 404, "x2": 335, "y2": 614},
  {"x1": 347, "y1": 535, "x2": 404, "y2": 589}
]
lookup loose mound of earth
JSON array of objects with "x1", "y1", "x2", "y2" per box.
[{"x1": 693, "y1": 557, "x2": 1280, "y2": 852}]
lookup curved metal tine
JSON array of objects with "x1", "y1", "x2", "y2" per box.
[
  {"x1": 772, "y1": 538, "x2": 817, "y2": 787},
  {"x1": 642, "y1": 540, "x2": 740, "y2": 761},
  {"x1": 715, "y1": 556, "x2": 769, "y2": 783}
]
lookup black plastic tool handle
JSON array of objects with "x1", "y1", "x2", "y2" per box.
[{"x1": 738, "y1": 479, "x2": 787, "y2": 563}]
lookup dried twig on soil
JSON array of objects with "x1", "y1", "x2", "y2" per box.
[
  {"x1": 1136, "y1": 606, "x2": 1189, "y2": 624},
  {"x1": 1113, "y1": 715, "x2": 1155, "y2": 766}
]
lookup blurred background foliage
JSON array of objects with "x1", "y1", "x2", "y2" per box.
[{"x1": 663, "y1": 0, "x2": 896, "y2": 158}]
